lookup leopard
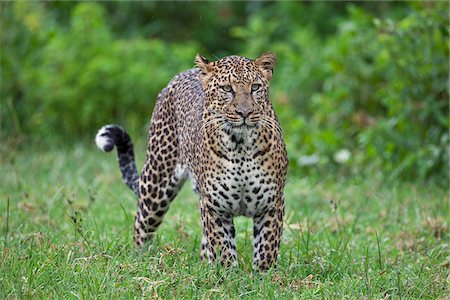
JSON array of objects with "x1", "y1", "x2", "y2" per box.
[{"x1": 95, "y1": 52, "x2": 288, "y2": 270}]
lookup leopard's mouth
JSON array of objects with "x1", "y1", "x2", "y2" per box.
[
  {"x1": 229, "y1": 122, "x2": 255, "y2": 130},
  {"x1": 227, "y1": 117, "x2": 258, "y2": 129}
]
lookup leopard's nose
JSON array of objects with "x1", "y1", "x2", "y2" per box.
[{"x1": 236, "y1": 106, "x2": 253, "y2": 118}]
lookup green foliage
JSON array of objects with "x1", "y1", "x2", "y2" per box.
[
  {"x1": 1, "y1": 2, "x2": 197, "y2": 138},
  {"x1": 324, "y1": 4, "x2": 449, "y2": 183},
  {"x1": 1, "y1": 2, "x2": 448, "y2": 184}
]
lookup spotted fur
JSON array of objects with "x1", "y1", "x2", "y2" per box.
[{"x1": 96, "y1": 53, "x2": 288, "y2": 270}]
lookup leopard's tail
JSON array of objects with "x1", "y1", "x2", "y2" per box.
[{"x1": 95, "y1": 125, "x2": 140, "y2": 196}]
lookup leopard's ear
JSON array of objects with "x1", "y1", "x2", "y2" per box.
[
  {"x1": 195, "y1": 54, "x2": 213, "y2": 75},
  {"x1": 255, "y1": 52, "x2": 276, "y2": 80},
  {"x1": 195, "y1": 54, "x2": 214, "y2": 85}
]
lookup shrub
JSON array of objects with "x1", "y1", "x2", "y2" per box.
[
  {"x1": 1, "y1": 2, "x2": 198, "y2": 139},
  {"x1": 1, "y1": 2, "x2": 447, "y2": 184}
]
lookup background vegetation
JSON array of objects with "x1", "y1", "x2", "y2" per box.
[
  {"x1": 1, "y1": 1, "x2": 448, "y2": 185},
  {"x1": 1, "y1": 2, "x2": 449, "y2": 298}
]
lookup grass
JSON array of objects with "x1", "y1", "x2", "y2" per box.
[{"x1": 1, "y1": 142, "x2": 448, "y2": 299}]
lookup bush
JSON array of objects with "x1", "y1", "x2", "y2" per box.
[
  {"x1": 1, "y1": 2, "x2": 447, "y2": 185},
  {"x1": 1, "y1": 2, "x2": 198, "y2": 139},
  {"x1": 321, "y1": 4, "x2": 448, "y2": 184}
]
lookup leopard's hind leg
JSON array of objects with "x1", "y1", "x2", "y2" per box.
[{"x1": 134, "y1": 99, "x2": 187, "y2": 246}]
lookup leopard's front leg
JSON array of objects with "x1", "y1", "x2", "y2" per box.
[
  {"x1": 200, "y1": 198, "x2": 238, "y2": 267},
  {"x1": 253, "y1": 196, "x2": 284, "y2": 270}
]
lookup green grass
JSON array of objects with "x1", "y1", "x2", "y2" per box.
[{"x1": 1, "y1": 143, "x2": 448, "y2": 299}]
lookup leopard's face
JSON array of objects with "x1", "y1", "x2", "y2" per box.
[{"x1": 196, "y1": 53, "x2": 276, "y2": 130}]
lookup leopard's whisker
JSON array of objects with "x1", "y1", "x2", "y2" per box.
[{"x1": 201, "y1": 117, "x2": 226, "y2": 132}]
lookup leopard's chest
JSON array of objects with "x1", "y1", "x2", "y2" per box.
[{"x1": 203, "y1": 131, "x2": 278, "y2": 217}]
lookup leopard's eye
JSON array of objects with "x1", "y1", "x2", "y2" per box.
[
  {"x1": 251, "y1": 84, "x2": 261, "y2": 91},
  {"x1": 222, "y1": 85, "x2": 233, "y2": 93}
]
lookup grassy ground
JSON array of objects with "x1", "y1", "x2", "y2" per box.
[{"x1": 1, "y1": 143, "x2": 448, "y2": 299}]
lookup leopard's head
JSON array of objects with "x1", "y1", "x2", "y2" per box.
[{"x1": 195, "y1": 52, "x2": 276, "y2": 130}]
